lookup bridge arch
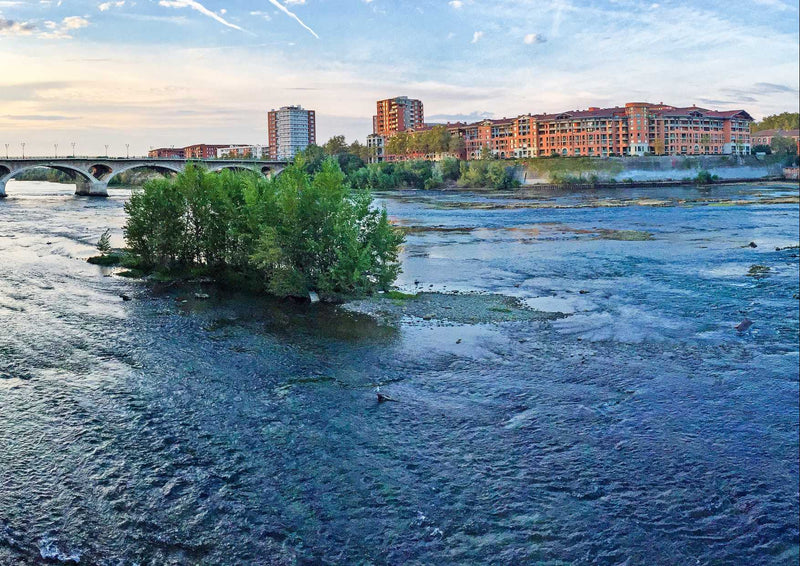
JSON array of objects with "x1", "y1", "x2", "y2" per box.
[
  {"x1": 104, "y1": 163, "x2": 183, "y2": 187},
  {"x1": 2, "y1": 164, "x2": 95, "y2": 186}
]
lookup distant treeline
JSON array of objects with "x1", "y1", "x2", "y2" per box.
[
  {"x1": 296, "y1": 140, "x2": 520, "y2": 190},
  {"x1": 751, "y1": 112, "x2": 799, "y2": 132}
]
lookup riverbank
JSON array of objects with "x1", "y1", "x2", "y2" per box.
[{"x1": 518, "y1": 154, "x2": 791, "y2": 185}]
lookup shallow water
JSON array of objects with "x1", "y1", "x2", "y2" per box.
[{"x1": 1, "y1": 180, "x2": 798, "y2": 565}]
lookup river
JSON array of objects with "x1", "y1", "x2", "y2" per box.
[{"x1": 1, "y1": 180, "x2": 798, "y2": 565}]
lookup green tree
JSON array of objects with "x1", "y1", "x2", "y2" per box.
[
  {"x1": 771, "y1": 134, "x2": 798, "y2": 155},
  {"x1": 323, "y1": 135, "x2": 349, "y2": 156},
  {"x1": 751, "y1": 112, "x2": 800, "y2": 132}
]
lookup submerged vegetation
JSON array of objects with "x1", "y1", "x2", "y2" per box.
[{"x1": 114, "y1": 160, "x2": 404, "y2": 300}]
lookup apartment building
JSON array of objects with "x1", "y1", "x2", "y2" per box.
[
  {"x1": 216, "y1": 145, "x2": 269, "y2": 159},
  {"x1": 373, "y1": 96, "x2": 424, "y2": 137},
  {"x1": 183, "y1": 144, "x2": 231, "y2": 159},
  {"x1": 395, "y1": 102, "x2": 752, "y2": 160},
  {"x1": 148, "y1": 147, "x2": 185, "y2": 159},
  {"x1": 751, "y1": 129, "x2": 799, "y2": 147},
  {"x1": 267, "y1": 105, "x2": 316, "y2": 160}
]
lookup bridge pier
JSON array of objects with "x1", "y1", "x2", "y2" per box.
[
  {"x1": 75, "y1": 180, "x2": 108, "y2": 197},
  {"x1": 0, "y1": 180, "x2": 6, "y2": 198}
]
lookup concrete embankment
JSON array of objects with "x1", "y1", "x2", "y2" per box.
[{"x1": 517, "y1": 155, "x2": 787, "y2": 185}]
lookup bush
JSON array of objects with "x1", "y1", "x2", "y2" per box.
[
  {"x1": 96, "y1": 229, "x2": 112, "y2": 253},
  {"x1": 123, "y1": 161, "x2": 404, "y2": 299},
  {"x1": 694, "y1": 170, "x2": 718, "y2": 184}
]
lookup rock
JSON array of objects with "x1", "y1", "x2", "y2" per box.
[
  {"x1": 194, "y1": 293, "x2": 209, "y2": 300},
  {"x1": 308, "y1": 291, "x2": 320, "y2": 303},
  {"x1": 735, "y1": 318, "x2": 753, "y2": 332},
  {"x1": 456, "y1": 338, "x2": 462, "y2": 344},
  {"x1": 422, "y1": 314, "x2": 433, "y2": 321},
  {"x1": 579, "y1": 290, "x2": 589, "y2": 294},
  {"x1": 377, "y1": 392, "x2": 397, "y2": 403},
  {"x1": 120, "y1": 294, "x2": 131, "y2": 301},
  {"x1": 748, "y1": 242, "x2": 757, "y2": 248}
]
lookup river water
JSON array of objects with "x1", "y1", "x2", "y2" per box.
[{"x1": 1, "y1": 180, "x2": 798, "y2": 565}]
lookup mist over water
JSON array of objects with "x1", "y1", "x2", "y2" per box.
[{"x1": 1, "y1": 180, "x2": 798, "y2": 565}]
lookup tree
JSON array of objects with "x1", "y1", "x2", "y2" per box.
[
  {"x1": 699, "y1": 134, "x2": 711, "y2": 154},
  {"x1": 771, "y1": 134, "x2": 798, "y2": 155},
  {"x1": 323, "y1": 135, "x2": 349, "y2": 156},
  {"x1": 385, "y1": 132, "x2": 409, "y2": 157},
  {"x1": 448, "y1": 134, "x2": 465, "y2": 155},
  {"x1": 653, "y1": 138, "x2": 665, "y2": 156},
  {"x1": 348, "y1": 140, "x2": 371, "y2": 161},
  {"x1": 294, "y1": 144, "x2": 326, "y2": 174},
  {"x1": 751, "y1": 112, "x2": 800, "y2": 132}
]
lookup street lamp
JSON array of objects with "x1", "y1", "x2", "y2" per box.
[
  {"x1": 4, "y1": 144, "x2": 8, "y2": 159},
  {"x1": 71, "y1": 142, "x2": 76, "y2": 158},
  {"x1": 21, "y1": 142, "x2": 25, "y2": 159},
  {"x1": 126, "y1": 143, "x2": 130, "y2": 158},
  {"x1": 54, "y1": 143, "x2": 58, "y2": 158},
  {"x1": 104, "y1": 144, "x2": 109, "y2": 157}
]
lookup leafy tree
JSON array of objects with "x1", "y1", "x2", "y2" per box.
[
  {"x1": 294, "y1": 144, "x2": 326, "y2": 174},
  {"x1": 385, "y1": 132, "x2": 409, "y2": 157},
  {"x1": 751, "y1": 112, "x2": 800, "y2": 132},
  {"x1": 771, "y1": 134, "x2": 797, "y2": 155},
  {"x1": 752, "y1": 144, "x2": 772, "y2": 155},
  {"x1": 323, "y1": 135, "x2": 349, "y2": 156},
  {"x1": 448, "y1": 134, "x2": 466, "y2": 155},
  {"x1": 653, "y1": 138, "x2": 665, "y2": 156},
  {"x1": 437, "y1": 157, "x2": 460, "y2": 181}
]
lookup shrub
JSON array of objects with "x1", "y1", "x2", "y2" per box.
[
  {"x1": 123, "y1": 161, "x2": 404, "y2": 299},
  {"x1": 96, "y1": 229, "x2": 112, "y2": 253}
]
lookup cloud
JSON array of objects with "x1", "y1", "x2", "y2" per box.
[
  {"x1": 284, "y1": 0, "x2": 305, "y2": 4},
  {"x1": 158, "y1": 0, "x2": 247, "y2": 32},
  {"x1": 471, "y1": 30, "x2": 483, "y2": 43},
  {"x1": 3, "y1": 114, "x2": 78, "y2": 121},
  {"x1": 0, "y1": 17, "x2": 36, "y2": 35},
  {"x1": 249, "y1": 10, "x2": 271, "y2": 20},
  {"x1": 449, "y1": 1, "x2": 463, "y2": 8},
  {"x1": 752, "y1": 0, "x2": 793, "y2": 10},
  {"x1": 426, "y1": 111, "x2": 493, "y2": 122},
  {"x1": 98, "y1": 1, "x2": 125, "y2": 11},
  {"x1": 266, "y1": 0, "x2": 319, "y2": 39},
  {"x1": 38, "y1": 16, "x2": 90, "y2": 39},
  {"x1": 523, "y1": 33, "x2": 546, "y2": 44}
]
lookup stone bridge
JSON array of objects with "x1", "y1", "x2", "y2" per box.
[{"x1": 0, "y1": 158, "x2": 288, "y2": 197}]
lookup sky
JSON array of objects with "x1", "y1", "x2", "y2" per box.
[{"x1": 0, "y1": 0, "x2": 798, "y2": 157}]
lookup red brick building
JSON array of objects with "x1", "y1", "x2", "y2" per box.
[
  {"x1": 393, "y1": 101, "x2": 753, "y2": 160},
  {"x1": 148, "y1": 147, "x2": 185, "y2": 158},
  {"x1": 373, "y1": 96, "x2": 424, "y2": 137}
]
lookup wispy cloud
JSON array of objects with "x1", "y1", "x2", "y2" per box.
[
  {"x1": 158, "y1": 0, "x2": 247, "y2": 32},
  {"x1": 471, "y1": 30, "x2": 483, "y2": 43},
  {"x1": 266, "y1": 0, "x2": 319, "y2": 39},
  {"x1": 98, "y1": 1, "x2": 126, "y2": 11}
]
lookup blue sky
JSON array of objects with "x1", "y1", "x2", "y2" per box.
[{"x1": 0, "y1": 0, "x2": 798, "y2": 156}]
